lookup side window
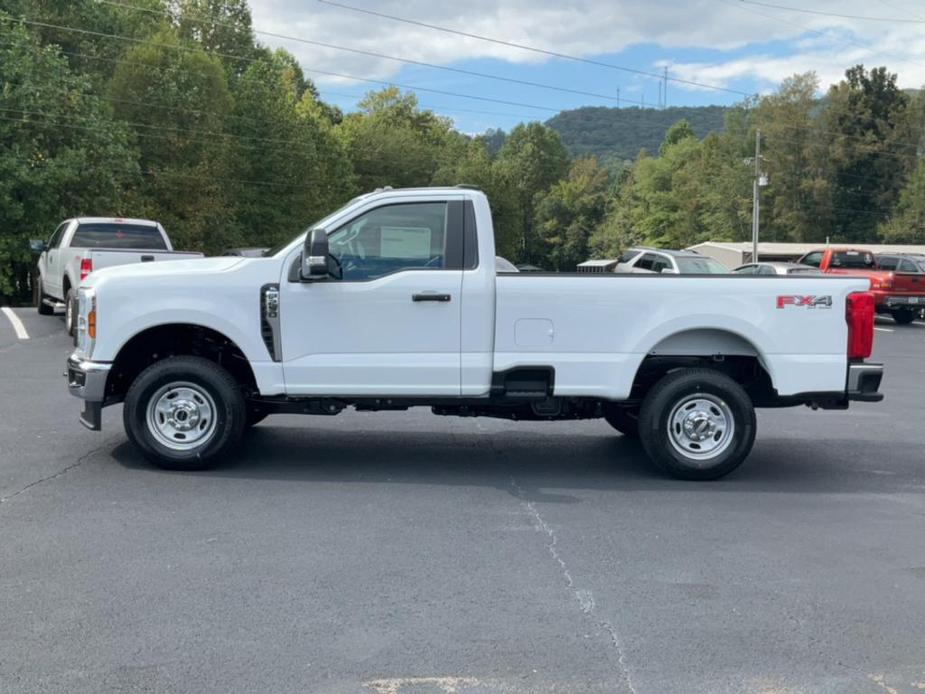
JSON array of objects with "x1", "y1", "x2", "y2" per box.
[
  {"x1": 758, "y1": 264, "x2": 777, "y2": 275},
  {"x1": 635, "y1": 253, "x2": 657, "y2": 271},
  {"x1": 801, "y1": 252, "x2": 823, "y2": 268},
  {"x1": 328, "y1": 202, "x2": 448, "y2": 281},
  {"x1": 48, "y1": 222, "x2": 68, "y2": 249},
  {"x1": 651, "y1": 256, "x2": 671, "y2": 273},
  {"x1": 618, "y1": 250, "x2": 641, "y2": 264},
  {"x1": 899, "y1": 259, "x2": 918, "y2": 273},
  {"x1": 733, "y1": 265, "x2": 756, "y2": 274},
  {"x1": 878, "y1": 256, "x2": 898, "y2": 271}
]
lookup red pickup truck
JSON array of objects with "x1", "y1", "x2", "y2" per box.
[{"x1": 797, "y1": 247, "x2": 925, "y2": 323}]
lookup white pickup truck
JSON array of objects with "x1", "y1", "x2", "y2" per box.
[
  {"x1": 31, "y1": 217, "x2": 203, "y2": 336},
  {"x1": 66, "y1": 187, "x2": 884, "y2": 479}
]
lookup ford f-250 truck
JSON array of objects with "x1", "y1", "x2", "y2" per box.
[
  {"x1": 31, "y1": 217, "x2": 203, "y2": 336},
  {"x1": 797, "y1": 247, "x2": 925, "y2": 324},
  {"x1": 66, "y1": 187, "x2": 884, "y2": 480}
]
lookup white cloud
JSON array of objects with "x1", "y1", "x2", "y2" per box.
[{"x1": 246, "y1": 0, "x2": 925, "y2": 95}]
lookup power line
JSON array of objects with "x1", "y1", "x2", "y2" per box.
[
  {"x1": 737, "y1": 0, "x2": 925, "y2": 23},
  {"x1": 316, "y1": 0, "x2": 756, "y2": 98},
  {"x1": 97, "y1": 0, "x2": 647, "y2": 107},
  {"x1": 5, "y1": 16, "x2": 563, "y2": 113}
]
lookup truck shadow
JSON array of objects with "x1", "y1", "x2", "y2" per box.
[{"x1": 110, "y1": 418, "x2": 920, "y2": 499}]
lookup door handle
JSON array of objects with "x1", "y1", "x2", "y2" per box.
[
  {"x1": 412, "y1": 292, "x2": 451, "y2": 302},
  {"x1": 141, "y1": 255, "x2": 155, "y2": 262}
]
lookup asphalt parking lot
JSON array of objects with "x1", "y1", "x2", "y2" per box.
[{"x1": 1, "y1": 308, "x2": 924, "y2": 694}]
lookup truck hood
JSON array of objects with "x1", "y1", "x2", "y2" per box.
[{"x1": 83, "y1": 256, "x2": 245, "y2": 287}]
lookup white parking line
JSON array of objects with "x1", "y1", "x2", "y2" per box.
[
  {"x1": 1, "y1": 307, "x2": 29, "y2": 340},
  {"x1": 874, "y1": 327, "x2": 894, "y2": 333}
]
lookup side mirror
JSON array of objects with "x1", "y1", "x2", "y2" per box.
[
  {"x1": 301, "y1": 228, "x2": 330, "y2": 280},
  {"x1": 29, "y1": 239, "x2": 46, "y2": 254}
]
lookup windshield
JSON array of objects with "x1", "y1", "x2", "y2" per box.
[
  {"x1": 70, "y1": 223, "x2": 167, "y2": 250},
  {"x1": 263, "y1": 194, "x2": 369, "y2": 257},
  {"x1": 676, "y1": 257, "x2": 728, "y2": 274}
]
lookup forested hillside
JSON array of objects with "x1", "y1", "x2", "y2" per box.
[{"x1": 546, "y1": 105, "x2": 728, "y2": 163}]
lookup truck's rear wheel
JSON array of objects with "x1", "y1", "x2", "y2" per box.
[
  {"x1": 891, "y1": 307, "x2": 917, "y2": 324},
  {"x1": 602, "y1": 404, "x2": 639, "y2": 437},
  {"x1": 638, "y1": 368, "x2": 756, "y2": 480},
  {"x1": 123, "y1": 356, "x2": 246, "y2": 471},
  {"x1": 35, "y1": 278, "x2": 53, "y2": 315}
]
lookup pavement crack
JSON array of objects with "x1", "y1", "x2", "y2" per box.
[
  {"x1": 0, "y1": 440, "x2": 112, "y2": 504},
  {"x1": 508, "y1": 474, "x2": 639, "y2": 694}
]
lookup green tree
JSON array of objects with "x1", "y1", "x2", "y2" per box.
[
  {"x1": 879, "y1": 159, "x2": 925, "y2": 242},
  {"x1": 822, "y1": 65, "x2": 914, "y2": 242},
  {"x1": 753, "y1": 72, "x2": 835, "y2": 242},
  {"x1": 173, "y1": 0, "x2": 257, "y2": 78},
  {"x1": 335, "y1": 88, "x2": 455, "y2": 192},
  {"x1": 493, "y1": 122, "x2": 570, "y2": 265},
  {"x1": 109, "y1": 28, "x2": 239, "y2": 253},
  {"x1": 534, "y1": 156, "x2": 610, "y2": 271},
  {"x1": 0, "y1": 18, "x2": 137, "y2": 302},
  {"x1": 228, "y1": 52, "x2": 355, "y2": 247}
]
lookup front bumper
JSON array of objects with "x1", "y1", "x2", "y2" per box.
[
  {"x1": 847, "y1": 362, "x2": 884, "y2": 402},
  {"x1": 67, "y1": 353, "x2": 111, "y2": 431}
]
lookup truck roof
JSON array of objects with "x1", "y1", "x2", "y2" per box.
[{"x1": 71, "y1": 217, "x2": 161, "y2": 226}]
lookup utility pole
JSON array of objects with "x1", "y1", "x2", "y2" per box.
[
  {"x1": 616, "y1": 87, "x2": 620, "y2": 108},
  {"x1": 751, "y1": 129, "x2": 761, "y2": 263},
  {"x1": 663, "y1": 66, "x2": 668, "y2": 109}
]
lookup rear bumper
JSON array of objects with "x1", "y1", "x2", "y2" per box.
[
  {"x1": 882, "y1": 295, "x2": 925, "y2": 309},
  {"x1": 847, "y1": 362, "x2": 883, "y2": 402},
  {"x1": 67, "y1": 353, "x2": 111, "y2": 431}
]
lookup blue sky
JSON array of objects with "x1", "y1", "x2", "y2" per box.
[{"x1": 248, "y1": 0, "x2": 925, "y2": 133}]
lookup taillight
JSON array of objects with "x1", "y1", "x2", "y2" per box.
[
  {"x1": 80, "y1": 258, "x2": 93, "y2": 281},
  {"x1": 846, "y1": 291, "x2": 874, "y2": 360},
  {"x1": 870, "y1": 274, "x2": 893, "y2": 290}
]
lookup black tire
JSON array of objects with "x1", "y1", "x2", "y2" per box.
[
  {"x1": 35, "y1": 278, "x2": 53, "y2": 315},
  {"x1": 892, "y1": 308, "x2": 917, "y2": 325},
  {"x1": 123, "y1": 356, "x2": 246, "y2": 471},
  {"x1": 65, "y1": 288, "x2": 77, "y2": 337},
  {"x1": 602, "y1": 404, "x2": 639, "y2": 437},
  {"x1": 638, "y1": 368, "x2": 756, "y2": 481}
]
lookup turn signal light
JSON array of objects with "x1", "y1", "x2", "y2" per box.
[
  {"x1": 80, "y1": 258, "x2": 93, "y2": 281},
  {"x1": 846, "y1": 291, "x2": 874, "y2": 360},
  {"x1": 87, "y1": 309, "x2": 96, "y2": 339}
]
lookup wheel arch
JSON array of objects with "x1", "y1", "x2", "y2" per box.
[
  {"x1": 105, "y1": 323, "x2": 258, "y2": 402},
  {"x1": 628, "y1": 327, "x2": 777, "y2": 404}
]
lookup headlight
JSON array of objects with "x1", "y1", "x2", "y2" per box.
[{"x1": 76, "y1": 288, "x2": 96, "y2": 355}]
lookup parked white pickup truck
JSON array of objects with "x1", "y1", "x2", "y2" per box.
[
  {"x1": 31, "y1": 217, "x2": 203, "y2": 336},
  {"x1": 66, "y1": 187, "x2": 884, "y2": 479}
]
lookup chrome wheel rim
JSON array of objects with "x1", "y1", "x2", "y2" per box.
[
  {"x1": 667, "y1": 393, "x2": 735, "y2": 462},
  {"x1": 145, "y1": 381, "x2": 218, "y2": 451},
  {"x1": 65, "y1": 299, "x2": 73, "y2": 330}
]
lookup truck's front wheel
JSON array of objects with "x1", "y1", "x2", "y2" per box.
[
  {"x1": 638, "y1": 368, "x2": 756, "y2": 480},
  {"x1": 123, "y1": 356, "x2": 246, "y2": 471}
]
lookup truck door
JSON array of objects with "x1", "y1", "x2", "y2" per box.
[{"x1": 279, "y1": 197, "x2": 464, "y2": 396}]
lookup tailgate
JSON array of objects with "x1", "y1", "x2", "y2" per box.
[{"x1": 892, "y1": 272, "x2": 925, "y2": 296}]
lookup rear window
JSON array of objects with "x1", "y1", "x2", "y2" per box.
[
  {"x1": 676, "y1": 257, "x2": 728, "y2": 274},
  {"x1": 831, "y1": 251, "x2": 874, "y2": 269},
  {"x1": 70, "y1": 223, "x2": 167, "y2": 250}
]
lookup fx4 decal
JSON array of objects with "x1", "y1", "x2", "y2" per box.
[{"x1": 777, "y1": 295, "x2": 833, "y2": 309}]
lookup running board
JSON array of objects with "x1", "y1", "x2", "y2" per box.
[{"x1": 42, "y1": 299, "x2": 66, "y2": 312}]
